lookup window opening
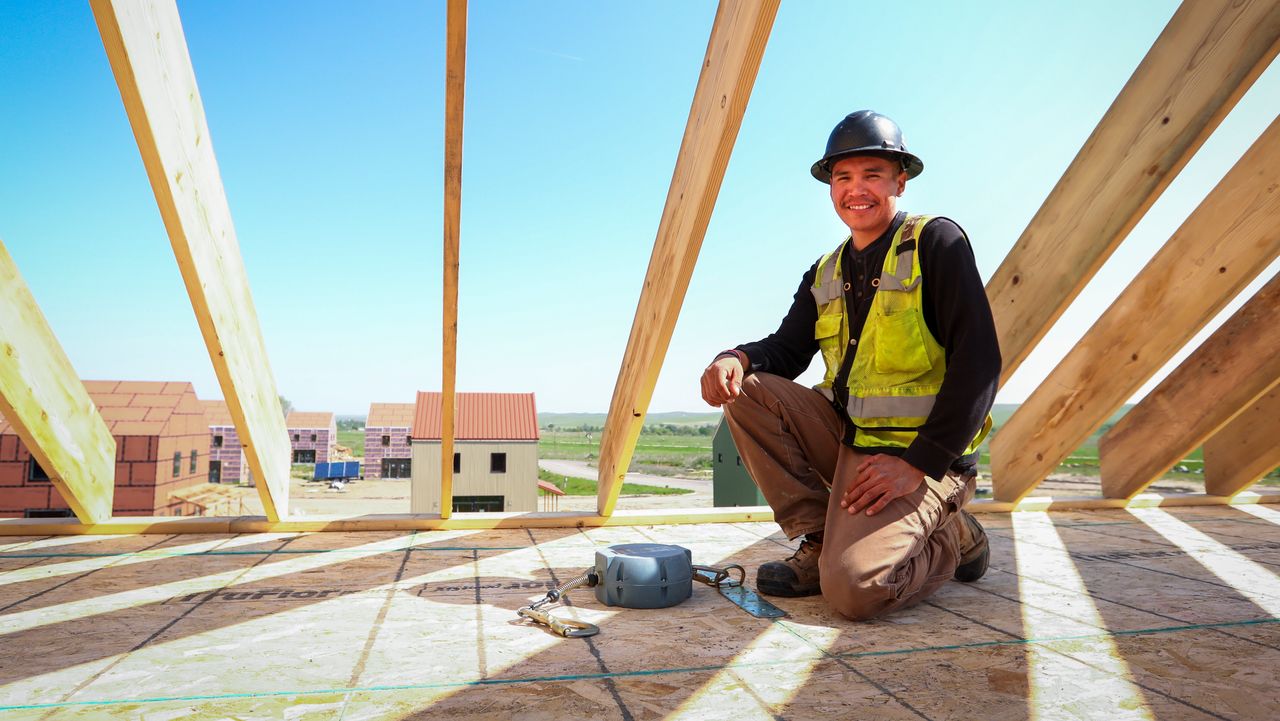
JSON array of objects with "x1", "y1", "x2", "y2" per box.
[
  {"x1": 24, "y1": 509, "x2": 74, "y2": 518},
  {"x1": 451, "y1": 495, "x2": 504, "y2": 513}
]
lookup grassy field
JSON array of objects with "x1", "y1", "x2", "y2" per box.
[
  {"x1": 971, "y1": 404, "x2": 1278, "y2": 483},
  {"x1": 540, "y1": 430, "x2": 714, "y2": 477},
  {"x1": 334, "y1": 411, "x2": 1279, "y2": 486},
  {"x1": 337, "y1": 429, "x2": 364, "y2": 456},
  {"x1": 537, "y1": 469, "x2": 692, "y2": 496},
  {"x1": 540, "y1": 408, "x2": 1280, "y2": 485}
]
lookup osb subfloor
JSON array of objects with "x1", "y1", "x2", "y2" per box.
[{"x1": 2, "y1": 506, "x2": 1279, "y2": 720}]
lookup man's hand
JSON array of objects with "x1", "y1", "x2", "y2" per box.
[
  {"x1": 700, "y1": 355, "x2": 745, "y2": 407},
  {"x1": 841, "y1": 455, "x2": 925, "y2": 516}
]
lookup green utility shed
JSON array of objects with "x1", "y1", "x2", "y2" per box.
[{"x1": 712, "y1": 419, "x2": 765, "y2": 506}]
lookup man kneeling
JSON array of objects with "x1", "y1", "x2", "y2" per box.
[{"x1": 699, "y1": 111, "x2": 1000, "y2": 620}]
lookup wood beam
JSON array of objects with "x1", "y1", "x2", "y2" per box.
[
  {"x1": 91, "y1": 0, "x2": 291, "y2": 520},
  {"x1": 440, "y1": 0, "x2": 466, "y2": 520},
  {"x1": 596, "y1": 0, "x2": 779, "y2": 516},
  {"x1": 0, "y1": 241, "x2": 116, "y2": 523},
  {"x1": 1099, "y1": 273, "x2": 1280, "y2": 498},
  {"x1": 991, "y1": 116, "x2": 1280, "y2": 503},
  {"x1": 1204, "y1": 387, "x2": 1280, "y2": 496},
  {"x1": 988, "y1": 0, "x2": 1280, "y2": 386}
]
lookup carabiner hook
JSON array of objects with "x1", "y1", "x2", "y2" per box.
[
  {"x1": 517, "y1": 605, "x2": 600, "y2": 638},
  {"x1": 514, "y1": 569, "x2": 601, "y2": 638},
  {"x1": 692, "y1": 563, "x2": 745, "y2": 589}
]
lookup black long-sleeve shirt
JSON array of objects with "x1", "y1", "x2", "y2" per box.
[{"x1": 736, "y1": 211, "x2": 1001, "y2": 479}]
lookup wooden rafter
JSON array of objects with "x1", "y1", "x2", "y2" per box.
[
  {"x1": 91, "y1": 0, "x2": 292, "y2": 520},
  {"x1": 991, "y1": 116, "x2": 1280, "y2": 503},
  {"x1": 596, "y1": 0, "x2": 780, "y2": 516},
  {"x1": 0, "y1": 240, "x2": 117, "y2": 523},
  {"x1": 1204, "y1": 388, "x2": 1280, "y2": 496},
  {"x1": 1099, "y1": 273, "x2": 1280, "y2": 498},
  {"x1": 987, "y1": 0, "x2": 1280, "y2": 386},
  {"x1": 440, "y1": 0, "x2": 467, "y2": 520}
]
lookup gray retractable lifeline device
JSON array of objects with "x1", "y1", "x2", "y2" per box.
[{"x1": 517, "y1": 543, "x2": 785, "y2": 638}]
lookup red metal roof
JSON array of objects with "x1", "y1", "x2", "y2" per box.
[{"x1": 412, "y1": 392, "x2": 539, "y2": 441}]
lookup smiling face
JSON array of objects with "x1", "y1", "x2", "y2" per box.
[{"x1": 829, "y1": 154, "x2": 907, "y2": 248}]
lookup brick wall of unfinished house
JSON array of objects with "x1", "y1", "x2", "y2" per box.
[
  {"x1": 208, "y1": 423, "x2": 245, "y2": 484},
  {"x1": 150, "y1": 391, "x2": 211, "y2": 516},
  {"x1": 363, "y1": 426, "x2": 411, "y2": 479}
]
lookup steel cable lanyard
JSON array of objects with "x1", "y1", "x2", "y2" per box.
[
  {"x1": 517, "y1": 569, "x2": 602, "y2": 638},
  {"x1": 516, "y1": 544, "x2": 786, "y2": 638}
]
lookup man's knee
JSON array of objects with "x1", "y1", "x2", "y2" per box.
[
  {"x1": 820, "y1": 577, "x2": 890, "y2": 621},
  {"x1": 818, "y1": 547, "x2": 893, "y2": 621}
]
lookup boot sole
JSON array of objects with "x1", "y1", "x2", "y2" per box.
[
  {"x1": 756, "y1": 578, "x2": 822, "y2": 597},
  {"x1": 954, "y1": 537, "x2": 989, "y2": 583},
  {"x1": 756, "y1": 566, "x2": 821, "y2": 597},
  {"x1": 954, "y1": 547, "x2": 988, "y2": 582},
  {"x1": 954, "y1": 512, "x2": 990, "y2": 583}
]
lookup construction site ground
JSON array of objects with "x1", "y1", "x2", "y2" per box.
[{"x1": 1, "y1": 505, "x2": 1278, "y2": 719}]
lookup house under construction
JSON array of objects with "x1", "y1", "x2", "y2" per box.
[{"x1": 0, "y1": 0, "x2": 1278, "y2": 718}]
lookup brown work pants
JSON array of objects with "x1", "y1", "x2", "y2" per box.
[{"x1": 722, "y1": 372, "x2": 974, "y2": 621}]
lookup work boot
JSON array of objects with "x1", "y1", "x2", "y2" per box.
[
  {"x1": 757, "y1": 536, "x2": 822, "y2": 597},
  {"x1": 953, "y1": 511, "x2": 989, "y2": 582}
]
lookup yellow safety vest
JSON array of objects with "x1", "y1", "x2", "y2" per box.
[{"x1": 811, "y1": 215, "x2": 992, "y2": 456}]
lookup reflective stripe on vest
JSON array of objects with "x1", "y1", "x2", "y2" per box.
[
  {"x1": 879, "y1": 242, "x2": 920, "y2": 292},
  {"x1": 815, "y1": 386, "x2": 937, "y2": 419},
  {"x1": 810, "y1": 250, "x2": 843, "y2": 304}
]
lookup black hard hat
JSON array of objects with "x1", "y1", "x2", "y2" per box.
[{"x1": 810, "y1": 110, "x2": 924, "y2": 183}]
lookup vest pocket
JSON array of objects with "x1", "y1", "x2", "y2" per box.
[
  {"x1": 814, "y1": 314, "x2": 842, "y2": 340},
  {"x1": 873, "y1": 310, "x2": 931, "y2": 377},
  {"x1": 815, "y1": 313, "x2": 844, "y2": 379}
]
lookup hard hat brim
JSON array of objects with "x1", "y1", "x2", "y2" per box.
[{"x1": 811, "y1": 150, "x2": 924, "y2": 184}]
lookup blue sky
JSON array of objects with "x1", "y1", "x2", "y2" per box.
[{"x1": 1, "y1": 1, "x2": 1277, "y2": 415}]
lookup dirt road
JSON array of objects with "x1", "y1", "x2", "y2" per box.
[
  {"x1": 538, "y1": 459, "x2": 714, "y2": 511},
  {"x1": 538, "y1": 459, "x2": 710, "y2": 493}
]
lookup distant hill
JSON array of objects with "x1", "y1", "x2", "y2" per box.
[
  {"x1": 541, "y1": 404, "x2": 1136, "y2": 434},
  {"x1": 540, "y1": 411, "x2": 721, "y2": 428}
]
